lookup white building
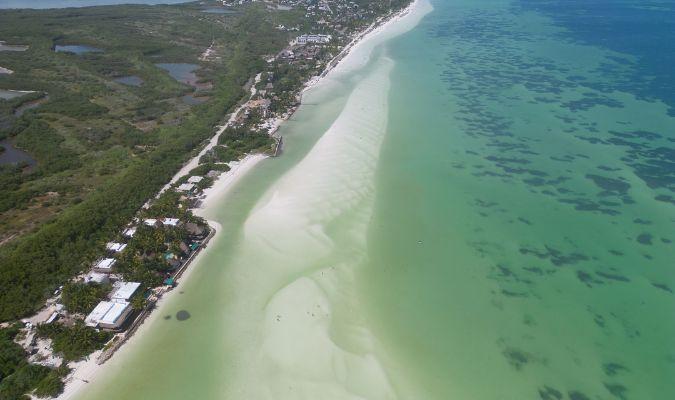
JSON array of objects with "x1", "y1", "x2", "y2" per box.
[
  {"x1": 98, "y1": 302, "x2": 132, "y2": 329},
  {"x1": 106, "y1": 242, "x2": 127, "y2": 253},
  {"x1": 93, "y1": 258, "x2": 116, "y2": 273},
  {"x1": 111, "y1": 282, "x2": 141, "y2": 302},
  {"x1": 123, "y1": 227, "x2": 137, "y2": 238},
  {"x1": 143, "y1": 218, "x2": 158, "y2": 227},
  {"x1": 45, "y1": 311, "x2": 59, "y2": 324},
  {"x1": 85, "y1": 301, "x2": 132, "y2": 330},
  {"x1": 187, "y1": 176, "x2": 204, "y2": 184},
  {"x1": 296, "y1": 34, "x2": 332, "y2": 45},
  {"x1": 163, "y1": 218, "x2": 180, "y2": 226},
  {"x1": 177, "y1": 183, "x2": 195, "y2": 192},
  {"x1": 85, "y1": 301, "x2": 113, "y2": 327}
]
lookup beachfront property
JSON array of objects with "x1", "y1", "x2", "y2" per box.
[
  {"x1": 187, "y1": 175, "x2": 204, "y2": 184},
  {"x1": 106, "y1": 242, "x2": 127, "y2": 253},
  {"x1": 185, "y1": 222, "x2": 207, "y2": 239},
  {"x1": 93, "y1": 258, "x2": 117, "y2": 273},
  {"x1": 295, "y1": 34, "x2": 332, "y2": 45},
  {"x1": 249, "y1": 98, "x2": 272, "y2": 117},
  {"x1": 85, "y1": 300, "x2": 132, "y2": 330},
  {"x1": 207, "y1": 170, "x2": 221, "y2": 179},
  {"x1": 111, "y1": 281, "x2": 141, "y2": 302},
  {"x1": 85, "y1": 281, "x2": 140, "y2": 329},
  {"x1": 178, "y1": 183, "x2": 195, "y2": 192}
]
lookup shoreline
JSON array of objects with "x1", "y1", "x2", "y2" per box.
[
  {"x1": 55, "y1": 2, "x2": 420, "y2": 398},
  {"x1": 161, "y1": 0, "x2": 419, "y2": 196}
]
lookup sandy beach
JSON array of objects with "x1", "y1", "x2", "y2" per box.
[
  {"x1": 55, "y1": 1, "x2": 427, "y2": 398},
  {"x1": 209, "y1": 2, "x2": 432, "y2": 398}
]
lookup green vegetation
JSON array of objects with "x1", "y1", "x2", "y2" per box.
[
  {"x1": 219, "y1": 126, "x2": 276, "y2": 153},
  {"x1": 0, "y1": 324, "x2": 67, "y2": 400},
  {"x1": 112, "y1": 189, "x2": 209, "y2": 288},
  {"x1": 200, "y1": 126, "x2": 276, "y2": 164},
  {"x1": 189, "y1": 162, "x2": 231, "y2": 176},
  {"x1": 36, "y1": 321, "x2": 112, "y2": 361},
  {"x1": 0, "y1": 325, "x2": 25, "y2": 383},
  {"x1": 33, "y1": 366, "x2": 69, "y2": 398},
  {"x1": 61, "y1": 282, "x2": 111, "y2": 314},
  {"x1": 0, "y1": 363, "x2": 51, "y2": 400},
  {"x1": 0, "y1": 2, "x2": 293, "y2": 322}
]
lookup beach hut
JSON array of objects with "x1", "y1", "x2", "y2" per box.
[{"x1": 185, "y1": 222, "x2": 206, "y2": 238}]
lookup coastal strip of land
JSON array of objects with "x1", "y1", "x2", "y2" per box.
[{"x1": 52, "y1": 2, "x2": 420, "y2": 399}]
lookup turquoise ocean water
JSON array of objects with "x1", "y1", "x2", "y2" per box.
[
  {"x1": 72, "y1": 1, "x2": 674, "y2": 399},
  {"x1": 365, "y1": 0, "x2": 674, "y2": 398}
]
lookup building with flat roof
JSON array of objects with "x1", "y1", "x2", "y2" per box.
[
  {"x1": 106, "y1": 242, "x2": 127, "y2": 253},
  {"x1": 93, "y1": 258, "x2": 116, "y2": 273},
  {"x1": 187, "y1": 176, "x2": 204, "y2": 184},
  {"x1": 177, "y1": 183, "x2": 195, "y2": 192},
  {"x1": 143, "y1": 218, "x2": 158, "y2": 227},
  {"x1": 296, "y1": 34, "x2": 332, "y2": 45},
  {"x1": 163, "y1": 218, "x2": 180, "y2": 226},
  {"x1": 85, "y1": 301, "x2": 132, "y2": 329},
  {"x1": 98, "y1": 302, "x2": 132, "y2": 329},
  {"x1": 123, "y1": 227, "x2": 137, "y2": 238},
  {"x1": 85, "y1": 301, "x2": 114, "y2": 327},
  {"x1": 111, "y1": 282, "x2": 141, "y2": 301}
]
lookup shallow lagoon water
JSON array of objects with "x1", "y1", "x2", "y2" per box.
[
  {"x1": 181, "y1": 94, "x2": 207, "y2": 105},
  {"x1": 70, "y1": 0, "x2": 673, "y2": 399},
  {"x1": 14, "y1": 95, "x2": 48, "y2": 117},
  {"x1": 55, "y1": 45, "x2": 103, "y2": 55},
  {"x1": 201, "y1": 7, "x2": 236, "y2": 14},
  {"x1": 0, "y1": 139, "x2": 35, "y2": 166},
  {"x1": 155, "y1": 63, "x2": 199, "y2": 86},
  {"x1": 0, "y1": 89, "x2": 30, "y2": 100},
  {"x1": 113, "y1": 75, "x2": 143, "y2": 86}
]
